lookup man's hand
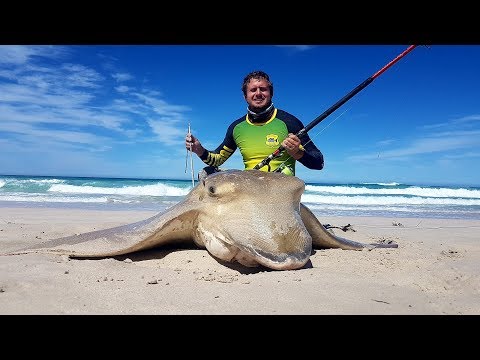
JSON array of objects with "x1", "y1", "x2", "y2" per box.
[
  {"x1": 185, "y1": 133, "x2": 205, "y2": 156},
  {"x1": 282, "y1": 133, "x2": 304, "y2": 160}
]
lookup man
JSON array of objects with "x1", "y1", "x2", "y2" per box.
[{"x1": 185, "y1": 70, "x2": 324, "y2": 179}]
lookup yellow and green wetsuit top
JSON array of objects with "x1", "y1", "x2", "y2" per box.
[{"x1": 199, "y1": 108, "x2": 324, "y2": 175}]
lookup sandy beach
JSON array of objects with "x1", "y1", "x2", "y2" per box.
[{"x1": 0, "y1": 206, "x2": 479, "y2": 315}]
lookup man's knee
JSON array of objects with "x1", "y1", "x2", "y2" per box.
[{"x1": 198, "y1": 166, "x2": 221, "y2": 181}]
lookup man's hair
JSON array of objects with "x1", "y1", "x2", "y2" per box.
[{"x1": 241, "y1": 70, "x2": 274, "y2": 97}]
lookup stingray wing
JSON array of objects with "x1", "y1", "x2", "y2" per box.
[{"x1": 5, "y1": 203, "x2": 199, "y2": 258}]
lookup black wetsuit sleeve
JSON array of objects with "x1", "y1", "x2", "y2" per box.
[
  {"x1": 298, "y1": 139, "x2": 324, "y2": 170},
  {"x1": 199, "y1": 118, "x2": 241, "y2": 168}
]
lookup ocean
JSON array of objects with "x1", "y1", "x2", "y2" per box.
[{"x1": 1, "y1": 174, "x2": 479, "y2": 220}]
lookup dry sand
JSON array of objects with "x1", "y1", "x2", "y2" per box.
[{"x1": 0, "y1": 207, "x2": 479, "y2": 315}]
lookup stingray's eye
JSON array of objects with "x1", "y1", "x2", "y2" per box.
[{"x1": 208, "y1": 186, "x2": 215, "y2": 194}]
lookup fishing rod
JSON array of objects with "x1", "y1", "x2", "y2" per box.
[{"x1": 253, "y1": 45, "x2": 419, "y2": 172}]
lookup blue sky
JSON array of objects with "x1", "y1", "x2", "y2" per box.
[{"x1": 0, "y1": 45, "x2": 479, "y2": 186}]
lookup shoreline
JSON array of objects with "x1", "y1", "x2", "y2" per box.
[
  {"x1": 2, "y1": 201, "x2": 479, "y2": 221},
  {"x1": 1, "y1": 206, "x2": 479, "y2": 314}
]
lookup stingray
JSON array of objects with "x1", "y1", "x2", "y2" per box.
[{"x1": 2, "y1": 170, "x2": 397, "y2": 270}]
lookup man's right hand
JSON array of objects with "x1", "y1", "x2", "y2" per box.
[{"x1": 185, "y1": 133, "x2": 205, "y2": 156}]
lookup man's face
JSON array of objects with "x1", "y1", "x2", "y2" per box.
[{"x1": 244, "y1": 78, "x2": 272, "y2": 111}]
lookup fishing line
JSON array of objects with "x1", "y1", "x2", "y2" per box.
[
  {"x1": 274, "y1": 106, "x2": 352, "y2": 172},
  {"x1": 185, "y1": 122, "x2": 195, "y2": 187}
]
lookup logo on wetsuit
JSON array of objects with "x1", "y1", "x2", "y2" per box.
[{"x1": 265, "y1": 134, "x2": 279, "y2": 147}]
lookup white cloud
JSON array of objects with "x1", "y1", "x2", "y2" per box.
[
  {"x1": 0, "y1": 45, "x2": 69, "y2": 65},
  {"x1": 0, "y1": 45, "x2": 193, "y2": 154},
  {"x1": 276, "y1": 45, "x2": 315, "y2": 51},
  {"x1": 349, "y1": 120, "x2": 480, "y2": 161},
  {"x1": 112, "y1": 72, "x2": 133, "y2": 82},
  {"x1": 115, "y1": 85, "x2": 130, "y2": 93}
]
